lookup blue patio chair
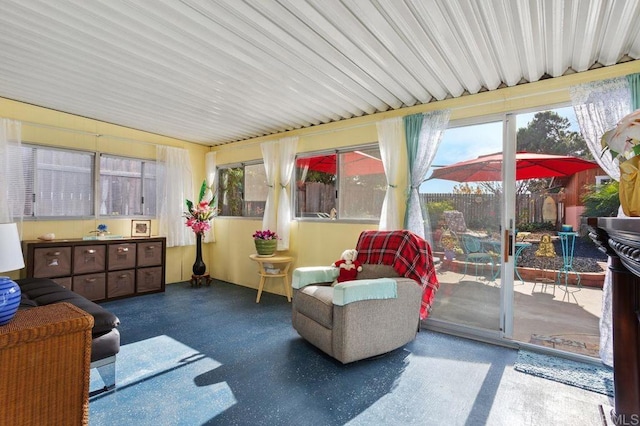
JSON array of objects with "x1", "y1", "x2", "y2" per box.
[{"x1": 460, "y1": 234, "x2": 495, "y2": 281}]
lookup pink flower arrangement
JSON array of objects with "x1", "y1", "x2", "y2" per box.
[
  {"x1": 252, "y1": 229, "x2": 278, "y2": 240},
  {"x1": 184, "y1": 180, "x2": 216, "y2": 235}
]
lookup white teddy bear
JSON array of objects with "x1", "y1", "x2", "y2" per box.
[{"x1": 332, "y1": 249, "x2": 363, "y2": 283}]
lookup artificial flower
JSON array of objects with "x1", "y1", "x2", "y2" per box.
[
  {"x1": 184, "y1": 180, "x2": 216, "y2": 235},
  {"x1": 601, "y1": 109, "x2": 640, "y2": 163},
  {"x1": 252, "y1": 229, "x2": 278, "y2": 240},
  {"x1": 91, "y1": 223, "x2": 109, "y2": 234}
]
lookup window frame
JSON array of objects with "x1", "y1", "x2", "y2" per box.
[
  {"x1": 98, "y1": 153, "x2": 157, "y2": 218},
  {"x1": 216, "y1": 160, "x2": 266, "y2": 218},
  {"x1": 294, "y1": 143, "x2": 383, "y2": 223},
  {"x1": 22, "y1": 143, "x2": 96, "y2": 220},
  {"x1": 20, "y1": 143, "x2": 158, "y2": 221}
]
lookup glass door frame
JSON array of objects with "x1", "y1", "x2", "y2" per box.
[
  {"x1": 424, "y1": 113, "x2": 518, "y2": 344},
  {"x1": 500, "y1": 113, "x2": 517, "y2": 340}
]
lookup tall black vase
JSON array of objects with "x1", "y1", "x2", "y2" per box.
[{"x1": 192, "y1": 233, "x2": 206, "y2": 276}]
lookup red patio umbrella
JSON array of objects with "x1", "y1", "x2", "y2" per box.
[
  {"x1": 428, "y1": 152, "x2": 600, "y2": 182},
  {"x1": 296, "y1": 151, "x2": 384, "y2": 176}
]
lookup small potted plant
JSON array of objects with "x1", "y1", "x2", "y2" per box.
[
  {"x1": 253, "y1": 229, "x2": 278, "y2": 256},
  {"x1": 440, "y1": 232, "x2": 461, "y2": 262}
]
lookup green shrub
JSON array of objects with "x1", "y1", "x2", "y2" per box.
[
  {"x1": 426, "y1": 200, "x2": 455, "y2": 229},
  {"x1": 582, "y1": 181, "x2": 619, "y2": 218},
  {"x1": 517, "y1": 221, "x2": 556, "y2": 232}
]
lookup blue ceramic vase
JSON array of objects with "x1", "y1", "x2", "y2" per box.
[{"x1": 0, "y1": 277, "x2": 21, "y2": 325}]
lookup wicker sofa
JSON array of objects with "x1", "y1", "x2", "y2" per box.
[
  {"x1": 17, "y1": 277, "x2": 120, "y2": 394},
  {"x1": 0, "y1": 303, "x2": 93, "y2": 425}
]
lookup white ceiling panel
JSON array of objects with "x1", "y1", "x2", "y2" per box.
[{"x1": 0, "y1": 0, "x2": 638, "y2": 146}]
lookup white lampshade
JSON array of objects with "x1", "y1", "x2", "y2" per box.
[{"x1": 0, "y1": 223, "x2": 25, "y2": 273}]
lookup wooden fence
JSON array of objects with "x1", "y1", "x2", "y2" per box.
[{"x1": 420, "y1": 192, "x2": 562, "y2": 230}]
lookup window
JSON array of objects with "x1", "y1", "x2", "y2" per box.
[
  {"x1": 295, "y1": 145, "x2": 385, "y2": 220},
  {"x1": 18, "y1": 146, "x2": 157, "y2": 219},
  {"x1": 217, "y1": 162, "x2": 267, "y2": 217},
  {"x1": 22, "y1": 145, "x2": 94, "y2": 218},
  {"x1": 99, "y1": 155, "x2": 156, "y2": 216}
]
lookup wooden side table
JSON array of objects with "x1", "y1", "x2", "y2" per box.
[{"x1": 249, "y1": 254, "x2": 294, "y2": 303}]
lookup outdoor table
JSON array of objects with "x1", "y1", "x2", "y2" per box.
[
  {"x1": 482, "y1": 240, "x2": 531, "y2": 283},
  {"x1": 557, "y1": 231, "x2": 581, "y2": 298},
  {"x1": 514, "y1": 242, "x2": 532, "y2": 284}
]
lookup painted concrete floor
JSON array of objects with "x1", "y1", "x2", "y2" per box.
[{"x1": 89, "y1": 281, "x2": 609, "y2": 426}]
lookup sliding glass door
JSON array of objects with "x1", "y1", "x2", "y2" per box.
[
  {"x1": 511, "y1": 107, "x2": 606, "y2": 358},
  {"x1": 423, "y1": 108, "x2": 605, "y2": 360},
  {"x1": 425, "y1": 118, "x2": 510, "y2": 336}
]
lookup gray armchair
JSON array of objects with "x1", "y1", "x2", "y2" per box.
[{"x1": 291, "y1": 264, "x2": 422, "y2": 364}]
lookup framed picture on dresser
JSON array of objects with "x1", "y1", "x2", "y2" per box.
[{"x1": 131, "y1": 220, "x2": 151, "y2": 237}]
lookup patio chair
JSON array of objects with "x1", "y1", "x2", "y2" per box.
[{"x1": 460, "y1": 234, "x2": 495, "y2": 281}]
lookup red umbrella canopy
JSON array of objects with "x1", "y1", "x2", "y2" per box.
[
  {"x1": 297, "y1": 151, "x2": 384, "y2": 176},
  {"x1": 428, "y1": 152, "x2": 600, "y2": 182}
]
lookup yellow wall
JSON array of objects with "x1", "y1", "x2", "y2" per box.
[
  {"x1": 211, "y1": 61, "x2": 640, "y2": 298},
  {"x1": 2, "y1": 60, "x2": 639, "y2": 296},
  {"x1": 0, "y1": 97, "x2": 210, "y2": 283}
]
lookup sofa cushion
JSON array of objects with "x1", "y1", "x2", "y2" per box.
[
  {"x1": 293, "y1": 285, "x2": 334, "y2": 329},
  {"x1": 17, "y1": 277, "x2": 120, "y2": 335},
  {"x1": 91, "y1": 329, "x2": 121, "y2": 362},
  {"x1": 19, "y1": 294, "x2": 38, "y2": 308}
]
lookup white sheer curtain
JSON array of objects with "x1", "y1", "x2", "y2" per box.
[
  {"x1": 0, "y1": 119, "x2": 24, "y2": 228},
  {"x1": 405, "y1": 110, "x2": 450, "y2": 243},
  {"x1": 376, "y1": 117, "x2": 403, "y2": 230},
  {"x1": 156, "y1": 146, "x2": 194, "y2": 247},
  {"x1": 570, "y1": 77, "x2": 632, "y2": 367},
  {"x1": 261, "y1": 141, "x2": 279, "y2": 233},
  {"x1": 204, "y1": 151, "x2": 217, "y2": 243},
  {"x1": 570, "y1": 77, "x2": 632, "y2": 181},
  {"x1": 277, "y1": 136, "x2": 298, "y2": 250}
]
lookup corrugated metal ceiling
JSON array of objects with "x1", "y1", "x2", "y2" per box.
[{"x1": 0, "y1": 0, "x2": 639, "y2": 146}]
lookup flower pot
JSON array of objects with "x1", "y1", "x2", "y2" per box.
[
  {"x1": 619, "y1": 156, "x2": 640, "y2": 217},
  {"x1": 254, "y1": 239, "x2": 277, "y2": 256},
  {"x1": 444, "y1": 249, "x2": 456, "y2": 261}
]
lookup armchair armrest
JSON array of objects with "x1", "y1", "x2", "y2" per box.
[
  {"x1": 292, "y1": 266, "x2": 339, "y2": 289},
  {"x1": 332, "y1": 278, "x2": 397, "y2": 306}
]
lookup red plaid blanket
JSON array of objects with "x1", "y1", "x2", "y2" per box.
[{"x1": 355, "y1": 230, "x2": 439, "y2": 319}]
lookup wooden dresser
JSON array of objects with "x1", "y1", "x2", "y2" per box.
[{"x1": 23, "y1": 237, "x2": 166, "y2": 302}]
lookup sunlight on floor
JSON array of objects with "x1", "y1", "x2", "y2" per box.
[
  {"x1": 430, "y1": 267, "x2": 603, "y2": 358},
  {"x1": 90, "y1": 335, "x2": 237, "y2": 424}
]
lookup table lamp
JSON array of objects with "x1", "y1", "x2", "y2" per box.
[{"x1": 0, "y1": 223, "x2": 25, "y2": 325}]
